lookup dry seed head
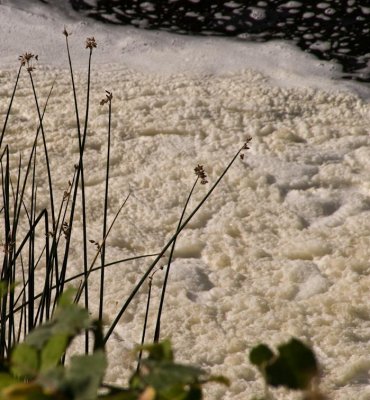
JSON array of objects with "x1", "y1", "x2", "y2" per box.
[
  {"x1": 62, "y1": 26, "x2": 71, "y2": 37},
  {"x1": 19, "y1": 52, "x2": 34, "y2": 66},
  {"x1": 240, "y1": 136, "x2": 252, "y2": 159},
  {"x1": 86, "y1": 37, "x2": 97, "y2": 50},
  {"x1": 100, "y1": 90, "x2": 113, "y2": 105},
  {"x1": 89, "y1": 239, "x2": 102, "y2": 253},
  {"x1": 194, "y1": 164, "x2": 208, "y2": 184},
  {"x1": 242, "y1": 136, "x2": 252, "y2": 150},
  {"x1": 19, "y1": 52, "x2": 38, "y2": 72}
]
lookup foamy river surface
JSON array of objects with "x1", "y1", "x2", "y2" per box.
[{"x1": 1, "y1": 1, "x2": 370, "y2": 399}]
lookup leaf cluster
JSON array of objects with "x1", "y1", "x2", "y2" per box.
[
  {"x1": 249, "y1": 338, "x2": 327, "y2": 400},
  {"x1": 0, "y1": 293, "x2": 227, "y2": 400}
]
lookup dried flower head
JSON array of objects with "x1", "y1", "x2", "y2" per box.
[
  {"x1": 100, "y1": 90, "x2": 113, "y2": 105},
  {"x1": 19, "y1": 52, "x2": 38, "y2": 72},
  {"x1": 19, "y1": 52, "x2": 34, "y2": 66},
  {"x1": 62, "y1": 26, "x2": 71, "y2": 37},
  {"x1": 89, "y1": 239, "x2": 102, "y2": 253},
  {"x1": 194, "y1": 164, "x2": 208, "y2": 184},
  {"x1": 240, "y1": 136, "x2": 252, "y2": 159},
  {"x1": 63, "y1": 180, "x2": 72, "y2": 201},
  {"x1": 85, "y1": 37, "x2": 97, "y2": 50},
  {"x1": 242, "y1": 136, "x2": 252, "y2": 150}
]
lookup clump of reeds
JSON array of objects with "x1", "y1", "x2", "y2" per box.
[{"x1": 0, "y1": 28, "x2": 251, "y2": 375}]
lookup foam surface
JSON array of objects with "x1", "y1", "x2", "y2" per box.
[{"x1": 2, "y1": 1, "x2": 370, "y2": 399}]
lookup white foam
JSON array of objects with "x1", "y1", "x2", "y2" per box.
[{"x1": 2, "y1": 1, "x2": 370, "y2": 399}]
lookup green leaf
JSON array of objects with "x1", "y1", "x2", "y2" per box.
[
  {"x1": 141, "y1": 361, "x2": 204, "y2": 390},
  {"x1": 265, "y1": 338, "x2": 318, "y2": 390},
  {"x1": 11, "y1": 343, "x2": 39, "y2": 379},
  {"x1": 249, "y1": 344, "x2": 274, "y2": 369},
  {"x1": 65, "y1": 350, "x2": 107, "y2": 400},
  {"x1": 36, "y1": 365, "x2": 66, "y2": 395},
  {"x1": 52, "y1": 303, "x2": 90, "y2": 335},
  {"x1": 40, "y1": 333, "x2": 69, "y2": 372},
  {"x1": 25, "y1": 301, "x2": 89, "y2": 350},
  {"x1": 56, "y1": 288, "x2": 77, "y2": 308},
  {"x1": 139, "y1": 340, "x2": 174, "y2": 362},
  {"x1": 25, "y1": 323, "x2": 55, "y2": 350}
]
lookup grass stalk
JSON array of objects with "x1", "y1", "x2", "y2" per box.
[
  {"x1": 99, "y1": 91, "x2": 112, "y2": 321},
  {"x1": 153, "y1": 177, "x2": 199, "y2": 343},
  {"x1": 103, "y1": 141, "x2": 250, "y2": 344},
  {"x1": 0, "y1": 65, "x2": 23, "y2": 148}
]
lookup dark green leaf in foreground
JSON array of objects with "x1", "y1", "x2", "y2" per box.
[
  {"x1": 65, "y1": 350, "x2": 107, "y2": 400},
  {"x1": 249, "y1": 344, "x2": 274, "y2": 369},
  {"x1": 140, "y1": 340, "x2": 174, "y2": 362},
  {"x1": 40, "y1": 333, "x2": 69, "y2": 372},
  {"x1": 11, "y1": 343, "x2": 39, "y2": 379},
  {"x1": 25, "y1": 292, "x2": 90, "y2": 351},
  {"x1": 140, "y1": 361, "x2": 204, "y2": 390},
  {"x1": 265, "y1": 338, "x2": 318, "y2": 390}
]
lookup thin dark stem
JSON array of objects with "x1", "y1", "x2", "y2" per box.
[
  {"x1": 0, "y1": 65, "x2": 22, "y2": 148},
  {"x1": 74, "y1": 192, "x2": 131, "y2": 304},
  {"x1": 153, "y1": 177, "x2": 198, "y2": 343},
  {"x1": 103, "y1": 144, "x2": 246, "y2": 344},
  {"x1": 137, "y1": 278, "x2": 153, "y2": 372},
  {"x1": 3, "y1": 253, "x2": 159, "y2": 322},
  {"x1": 28, "y1": 71, "x2": 56, "y2": 233},
  {"x1": 99, "y1": 98, "x2": 112, "y2": 321}
]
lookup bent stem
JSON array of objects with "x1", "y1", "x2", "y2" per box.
[
  {"x1": 103, "y1": 141, "x2": 250, "y2": 344},
  {"x1": 153, "y1": 176, "x2": 199, "y2": 343}
]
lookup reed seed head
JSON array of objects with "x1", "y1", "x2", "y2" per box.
[
  {"x1": 100, "y1": 90, "x2": 113, "y2": 105},
  {"x1": 89, "y1": 239, "x2": 102, "y2": 253},
  {"x1": 19, "y1": 52, "x2": 38, "y2": 72},
  {"x1": 62, "y1": 26, "x2": 71, "y2": 37},
  {"x1": 86, "y1": 37, "x2": 97, "y2": 50},
  {"x1": 240, "y1": 136, "x2": 252, "y2": 159},
  {"x1": 194, "y1": 164, "x2": 208, "y2": 184},
  {"x1": 242, "y1": 136, "x2": 252, "y2": 150}
]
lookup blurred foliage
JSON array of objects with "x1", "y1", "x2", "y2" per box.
[
  {"x1": 0, "y1": 290, "x2": 227, "y2": 400},
  {"x1": 249, "y1": 338, "x2": 327, "y2": 400}
]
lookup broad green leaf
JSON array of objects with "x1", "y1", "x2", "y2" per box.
[
  {"x1": 249, "y1": 344, "x2": 274, "y2": 369},
  {"x1": 65, "y1": 350, "x2": 107, "y2": 400},
  {"x1": 139, "y1": 340, "x2": 173, "y2": 362},
  {"x1": 52, "y1": 304, "x2": 90, "y2": 335},
  {"x1": 25, "y1": 323, "x2": 55, "y2": 350},
  {"x1": 36, "y1": 365, "x2": 65, "y2": 395},
  {"x1": 265, "y1": 338, "x2": 318, "y2": 390},
  {"x1": 11, "y1": 344, "x2": 39, "y2": 379},
  {"x1": 56, "y1": 288, "x2": 77, "y2": 308},
  {"x1": 40, "y1": 334, "x2": 69, "y2": 372},
  {"x1": 25, "y1": 303, "x2": 89, "y2": 350},
  {"x1": 140, "y1": 360, "x2": 204, "y2": 390}
]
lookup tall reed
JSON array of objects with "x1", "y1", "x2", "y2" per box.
[{"x1": 0, "y1": 29, "x2": 251, "y2": 376}]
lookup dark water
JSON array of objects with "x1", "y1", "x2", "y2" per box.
[{"x1": 69, "y1": 0, "x2": 370, "y2": 82}]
